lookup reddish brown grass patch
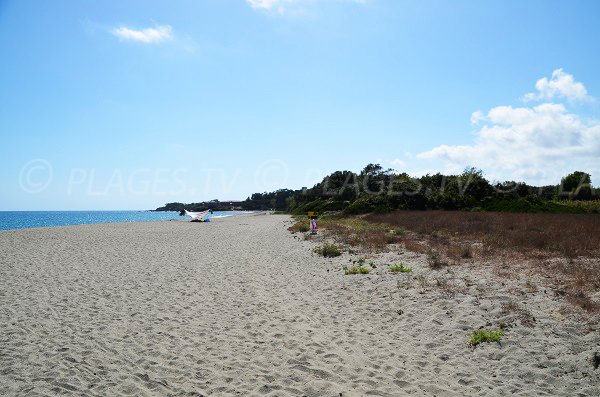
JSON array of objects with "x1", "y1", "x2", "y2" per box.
[{"x1": 366, "y1": 211, "x2": 600, "y2": 259}]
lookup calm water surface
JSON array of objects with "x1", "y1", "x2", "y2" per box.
[{"x1": 0, "y1": 211, "x2": 247, "y2": 231}]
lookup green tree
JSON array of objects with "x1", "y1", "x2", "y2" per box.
[{"x1": 560, "y1": 171, "x2": 593, "y2": 200}]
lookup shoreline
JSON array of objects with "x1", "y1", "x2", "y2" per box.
[{"x1": 0, "y1": 210, "x2": 257, "y2": 232}]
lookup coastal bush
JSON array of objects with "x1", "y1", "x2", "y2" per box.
[
  {"x1": 288, "y1": 221, "x2": 309, "y2": 233},
  {"x1": 555, "y1": 199, "x2": 600, "y2": 213},
  {"x1": 386, "y1": 234, "x2": 399, "y2": 244},
  {"x1": 468, "y1": 328, "x2": 504, "y2": 347},
  {"x1": 344, "y1": 265, "x2": 371, "y2": 275},
  {"x1": 448, "y1": 244, "x2": 474, "y2": 260},
  {"x1": 394, "y1": 227, "x2": 406, "y2": 236},
  {"x1": 388, "y1": 263, "x2": 412, "y2": 273},
  {"x1": 314, "y1": 243, "x2": 342, "y2": 258}
]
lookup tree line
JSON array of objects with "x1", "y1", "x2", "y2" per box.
[{"x1": 156, "y1": 165, "x2": 599, "y2": 214}]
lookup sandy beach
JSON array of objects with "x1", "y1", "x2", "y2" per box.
[{"x1": 1, "y1": 214, "x2": 598, "y2": 396}]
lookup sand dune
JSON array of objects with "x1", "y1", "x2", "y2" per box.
[{"x1": 0, "y1": 214, "x2": 598, "y2": 396}]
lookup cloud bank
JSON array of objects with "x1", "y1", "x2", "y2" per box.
[
  {"x1": 111, "y1": 25, "x2": 173, "y2": 43},
  {"x1": 418, "y1": 70, "x2": 600, "y2": 184}
]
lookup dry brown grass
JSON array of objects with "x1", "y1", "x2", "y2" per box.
[
  {"x1": 288, "y1": 220, "x2": 309, "y2": 233},
  {"x1": 426, "y1": 250, "x2": 451, "y2": 270},
  {"x1": 316, "y1": 216, "x2": 396, "y2": 250},
  {"x1": 501, "y1": 300, "x2": 536, "y2": 327},
  {"x1": 566, "y1": 291, "x2": 600, "y2": 313},
  {"x1": 433, "y1": 276, "x2": 467, "y2": 296},
  {"x1": 366, "y1": 211, "x2": 600, "y2": 259},
  {"x1": 402, "y1": 240, "x2": 429, "y2": 254},
  {"x1": 367, "y1": 211, "x2": 600, "y2": 297},
  {"x1": 356, "y1": 211, "x2": 600, "y2": 312},
  {"x1": 317, "y1": 211, "x2": 600, "y2": 314}
]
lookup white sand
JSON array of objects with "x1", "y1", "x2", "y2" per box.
[{"x1": 0, "y1": 214, "x2": 598, "y2": 396}]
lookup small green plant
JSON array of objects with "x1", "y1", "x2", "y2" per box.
[
  {"x1": 468, "y1": 328, "x2": 504, "y2": 347},
  {"x1": 344, "y1": 265, "x2": 371, "y2": 275},
  {"x1": 388, "y1": 263, "x2": 412, "y2": 273},
  {"x1": 352, "y1": 257, "x2": 366, "y2": 265},
  {"x1": 394, "y1": 227, "x2": 406, "y2": 236},
  {"x1": 314, "y1": 243, "x2": 342, "y2": 257},
  {"x1": 369, "y1": 261, "x2": 377, "y2": 268}
]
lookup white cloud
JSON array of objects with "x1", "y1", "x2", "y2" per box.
[
  {"x1": 523, "y1": 68, "x2": 591, "y2": 103},
  {"x1": 246, "y1": 0, "x2": 288, "y2": 10},
  {"x1": 418, "y1": 71, "x2": 600, "y2": 184},
  {"x1": 390, "y1": 159, "x2": 406, "y2": 169},
  {"x1": 470, "y1": 110, "x2": 485, "y2": 125},
  {"x1": 246, "y1": 0, "x2": 366, "y2": 13},
  {"x1": 111, "y1": 25, "x2": 173, "y2": 43}
]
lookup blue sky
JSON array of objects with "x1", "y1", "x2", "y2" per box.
[{"x1": 1, "y1": 0, "x2": 599, "y2": 210}]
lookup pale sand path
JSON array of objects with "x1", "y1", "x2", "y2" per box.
[{"x1": 1, "y1": 214, "x2": 598, "y2": 396}]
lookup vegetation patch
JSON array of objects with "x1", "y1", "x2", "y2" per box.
[
  {"x1": 344, "y1": 266, "x2": 371, "y2": 275},
  {"x1": 288, "y1": 220, "x2": 309, "y2": 233},
  {"x1": 388, "y1": 263, "x2": 412, "y2": 273},
  {"x1": 314, "y1": 243, "x2": 342, "y2": 258},
  {"x1": 566, "y1": 290, "x2": 600, "y2": 313},
  {"x1": 500, "y1": 300, "x2": 536, "y2": 327},
  {"x1": 367, "y1": 210, "x2": 600, "y2": 260},
  {"x1": 427, "y1": 250, "x2": 449, "y2": 269},
  {"x1": 468, "y1": 328, "x2": 504, "y2": 347},
  {"x1": 317, "y1": 216, "x2": 393, "y2": 250},
  {"x1": 394, "y1": 227, "x2": 406, "y2": 236}
]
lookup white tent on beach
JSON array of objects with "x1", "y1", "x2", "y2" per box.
[{"x1": 184, "y1": 210, "x2": 211, "y2": 222}]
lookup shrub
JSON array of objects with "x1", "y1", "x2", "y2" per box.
[
  {"x1": 448, "y1": 245, "x2": 474, "y2": 260},
  {"x1": 369, "y1": 261, "x2": 377, "y2": 268},
  {"x1": 388, "y1": 263, "x2": 412, "y2": 273},
  {"x1": 314, "y1": 243, "x2": 342, "y2": 257},
  {"x1": 386, "y1": 234, "x2": 399, "y2": 244},
  {"x1": 288, "y1": 221, "x2": 309, "y2": 233},
  {"x1": 468, "y1": 328, "x2": 504, "y2": 347},
  {"x1": 344, "y1": 266, "x2": 371, "y2": 275},
  {"x1": 461, "y1": 245, "x2": 474, "y2": 259},
  {"x1": 394, "y1": 227, "x2": 406, "y2": 236}
]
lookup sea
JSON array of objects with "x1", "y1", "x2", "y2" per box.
[{"x1": 0, "y1": 211, "x2": 248, "y2": 231}]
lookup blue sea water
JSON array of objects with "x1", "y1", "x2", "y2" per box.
[{"x1": 0, "y1": 211, "x2": 248, "y2": 231}]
